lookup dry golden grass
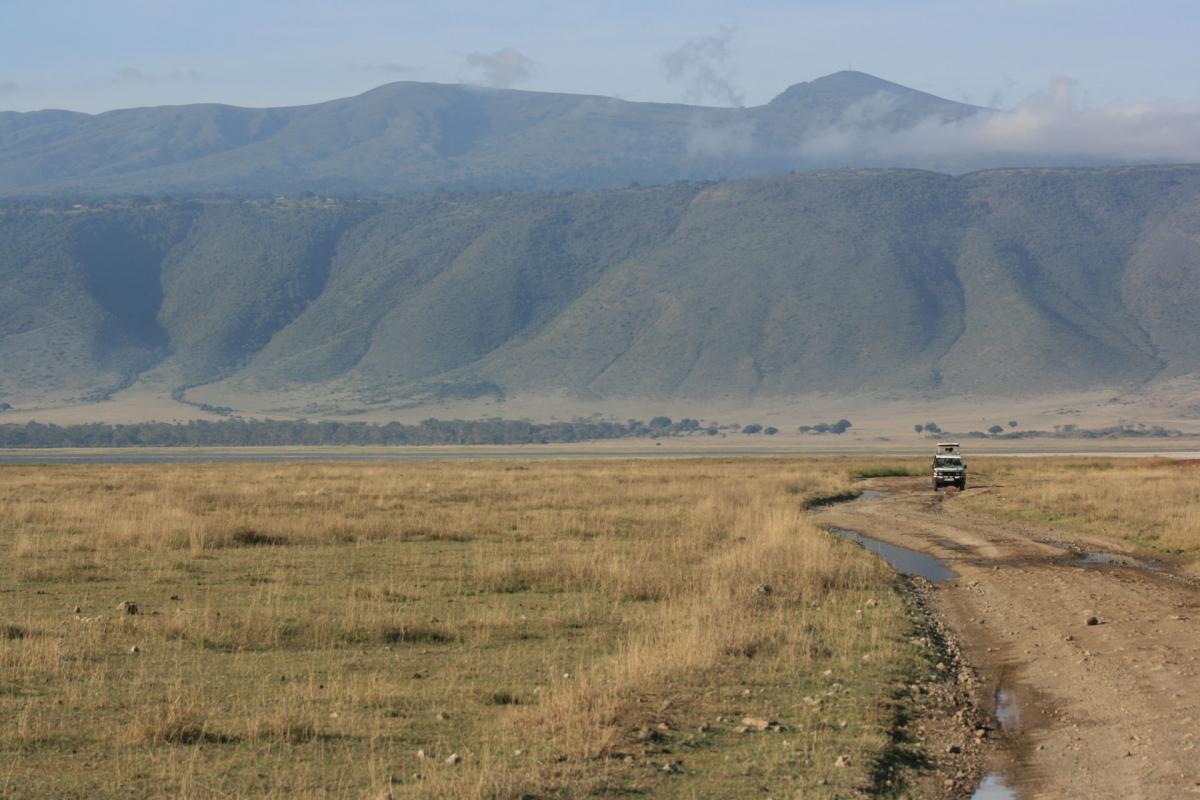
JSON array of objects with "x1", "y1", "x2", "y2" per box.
[
  {"x1": 0, "y1": 459, "x2": 933, "y2": 798},
  {"x1": 960, "y1": 458, "x2": 1200, "y2": 558}
]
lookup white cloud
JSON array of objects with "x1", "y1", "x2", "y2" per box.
[
  {"x1": 686, "y1": 116, "x2": 757, "y2": 159},
  {"x1": 115, "y1": 66, "x2": 155, "y2": 83},
  {"x1": 464, "y1": 48, "x2": 534, "y2": 88},
  {"x1": 797, "y1": 78, "x2": 1200, "y2": 164},
  {"x1": 662, "y1": 26, "x2": 744, "y2": 107}
]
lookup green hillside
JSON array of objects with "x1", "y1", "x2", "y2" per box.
[{"x1": 1, "y1": 165, "x2": 1197, "y2": 410}]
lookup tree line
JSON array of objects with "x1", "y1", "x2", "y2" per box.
[{"x1": 0, "y1": 417, "x2": 719, "y2": 448}]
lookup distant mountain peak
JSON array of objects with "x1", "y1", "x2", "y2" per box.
[
  {"x1": 809, "y1": 70, "x2": 900, "y2": 89},
  {"x1": 767, "y1": 71, "x2": 973, "y2": 111}
]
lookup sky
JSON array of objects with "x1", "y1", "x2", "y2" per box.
[{"x1": 1, "y1": 0, "x2": 1198, "y2": 114}]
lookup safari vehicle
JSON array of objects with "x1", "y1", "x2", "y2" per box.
[{"x1": 932, "y1": 442, "x2": 966, "y2": 490}]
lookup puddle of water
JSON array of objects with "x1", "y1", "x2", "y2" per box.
[
  {"x1": 830, "y1": 528, "x2": 957, "y2": 581},
  {"x1": 1078, "y1": 552, "x2": 1130, "y2": 567},
  {"x1": 972, "y1": 772, "x2": 1017, "y2": 799},
  {"x1": 858, "y1": 489, "x2": 890, "y2": 500},
  {"x1": 1045, "y1": 540, "x2": 1164, "y2": 572},
  {"x1": 994, "y1": 688, "x2": 1019, "y2": 731},
  {"x1": 1076, "y1": 552, "x2": 1164, "y2": 572}
]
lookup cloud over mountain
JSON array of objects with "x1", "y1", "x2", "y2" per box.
[
  {"x1": 464, "y1": 47, "x2": 534, "y2": 88},
  {"x1": 661, "y1": 26, "x2": 744, "y2": 107},
  {"x1": 1, "y1": 71, "x2": 1197, "y2": 198},
  {"x1": 799, "y1": 77, "x2": 1200, "y2": 164}
]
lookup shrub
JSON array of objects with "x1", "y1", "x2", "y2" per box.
[
  {"x1": 487, "y1": 690, "x2": 521, "y2": 705},
  {"x1": 764, "y1": 426, "x2": 779, "y2": 435},
  {"x1": 230, "y1": 528, "x2": 288, "y2": 547},
  {"x1": 988, "y1": 425, "x2": 1004, "y2": 435},
  {"x1": 742, "y1": 424, "x2": 763, "y2": 434},
  {"x1": 377, "y1": 624, "x2": 457, "y2": 645}
]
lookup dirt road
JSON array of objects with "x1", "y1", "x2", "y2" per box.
[{"x1": 817, "y1": 478, "x2": 1200, "y2": 799}]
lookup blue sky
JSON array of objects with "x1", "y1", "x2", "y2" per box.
[{"x1": 1, "y1": 0, "x2": 1197, "y2": 113}]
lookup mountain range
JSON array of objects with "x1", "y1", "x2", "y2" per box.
[
  {"x1": 3, "y1": 71, "x2": 990, "y2": 197},
  {"x1": 2, "y1": 164, "x2": 1198, "y2": 413}
]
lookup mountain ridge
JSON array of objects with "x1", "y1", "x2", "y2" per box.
[{"x1": 1, "y1": 71, "x2": 994, "y2": 197}]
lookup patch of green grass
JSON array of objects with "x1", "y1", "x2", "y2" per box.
[{"x1": 851, "y1": 465, "x2": 923, "y2": 480}]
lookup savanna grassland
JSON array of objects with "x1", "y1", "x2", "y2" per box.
[
  {"x1": 960, "y1": 458, "x2": 1200, "y2": 560},
  {"x1": 0, "y1": 459, "x2": 948, "y2": 799}
]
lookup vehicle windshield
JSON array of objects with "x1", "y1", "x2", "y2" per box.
[{"x1": 934, "y1": 457, "x2": 962, "y2": 468}]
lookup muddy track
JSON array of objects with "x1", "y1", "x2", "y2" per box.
[{"x1": 817, "y1": 478, "x2": 1200, "y2": 799}]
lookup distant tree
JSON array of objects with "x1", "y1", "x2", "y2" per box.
[
  {"x1": 1007, "y1": 420, "x2": 1018, "y2": 428},
  {"x1": 706, "y1": 425, "x2": 719, "y2": 436},
  {"x1": 925, "y1": 422, "x2": 942, "y2": 434},
  {"x1": 0, "y1": 402, "x2": 11, "y2": 412},
  {"x1": 798, "y1": 425, "x2": 813, "y2": 433},
  {"x1": 742, "y1": 424, "x2": 764, "y2": 434},
  {"x1": 764, "y1": 426, "x2": 779, "y2": 435},
  {"x1": 914, "y1": 423, "x2": 924, "y2": 434},
  {"x1": 813, "y1": 422, "x2": 831, "y2": 434},
  {"x1": 988, "y1": 425, "x2": 1004, "y2": 435},
  {"x1": 831, "y1": 419, "x2": 852, "y2": 434},
  {"x1": 649, "y1": 416, "x2": 672, "y2": 429}
]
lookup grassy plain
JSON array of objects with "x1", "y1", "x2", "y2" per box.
[
  {"x1": 962, "y1": 458, "x2": 1200, "y2": 559},
  {"x1": 0, "y1": 459, "x2": 942, "y2": 799}
]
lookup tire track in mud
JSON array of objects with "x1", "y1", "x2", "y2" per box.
[{"x1": 815, "y1": 478, "x2": 1200, "y2": 799}]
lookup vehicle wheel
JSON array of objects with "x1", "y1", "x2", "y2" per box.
[
  {"x1": 957, "y1": 479, "x2": 966, "y2": 490},
  {"x1": 932, "y1": 479, "x2": 939, "y2": 491}
]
